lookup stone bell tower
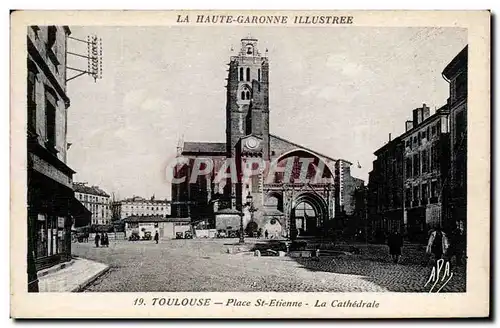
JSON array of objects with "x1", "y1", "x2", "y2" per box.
[
  {"x1": 224, "y1": 36, "x2": 270, "y2": 213},
  {"x1": 226, "y1": 37, "x2": 270, "y2": 160}
]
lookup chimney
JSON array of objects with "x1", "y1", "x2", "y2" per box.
[
  {"x1": 413, "y1": 106, "x2": 424, "y2": 127},
  {"x1": 422, "y1": 103, "x2": 430, "y2": 120},
  {"x1": 413, "y1": 108, "x2": 419, "y2": 127},
  {"x1": 389, "y1": 133, "x2": 392, "y2": 142},
  {"x1": 417, "y1": 108, "x2": 423, "y2": 124},
  {"x1": 405, "y1": 120, "x2": 414, "y2": 132}
]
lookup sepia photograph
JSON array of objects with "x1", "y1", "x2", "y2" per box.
[{"x1": 10, "y1": 10, "x2": 490, "y2": 318}]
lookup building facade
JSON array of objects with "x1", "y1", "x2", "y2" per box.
[
  {"x1": 73, "y1": 182, "x2": 111, "y2": 225},
  {"x1": 368, "y1": 135, "x2": 404, "y2": 241},
  {"x1": 367, "y1": 46, "x2": 467, "y2": 242},
  {"x1": 401, "y1": 104, "x2": 450, "y2": 241},
  {"x1": 171, "y1": 37, "x2": 363, "y2": 239},
  {"x1": 27, "y1": 25, "x2": 76, "y2": 283},
  {"x1": 442, "y1": 46, "x2": 468, "y2": 233},
  {"x1": 113, "y1": 196, "x2": 171, "y2": 220},
  {"x1": 123, "y1": 216, "x2": 190, "y2": 240}
]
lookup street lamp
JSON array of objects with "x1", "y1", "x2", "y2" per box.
[{"x1": 240, "y1": 192, "x2": 258, "y2": 243}]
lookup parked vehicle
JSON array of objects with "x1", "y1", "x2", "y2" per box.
[
  {"x1": 217, "y1": 230, "x2": 227, "y2": 238},
  {"x1": 184, "y1": 231, "x2": 193, "y2": 239},
  {"x1": 142, "y1": 231, "x2": 152, "y2": 240},
  {"x1": 128, "y1": 231, "x2": 140, "y2": 241},
  {"x1": 176, "y1": 232, "x2": 184, "y2": 239}
]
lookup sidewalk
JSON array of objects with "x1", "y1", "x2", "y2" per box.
[{"x1": 38, "y1": 257, "x2": 109, "y2": 292}]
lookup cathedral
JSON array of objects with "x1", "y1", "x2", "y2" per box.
[{"x1": 171, "y1": 37, "x2": 363, "y2": 239}]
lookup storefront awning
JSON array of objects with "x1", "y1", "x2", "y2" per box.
[{"x1": 71, "y1": 198, "x2": 91, "y2": 228}]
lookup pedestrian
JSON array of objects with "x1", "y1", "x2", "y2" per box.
[
  {"x1": 103, "y1": 233, "x2": 109, "y2": 247},
  {"x1": 154, "y1": 231, "x2": 159, "y2": 244},
  {"x1": 426, "y1": 226, "x2": 449, "y2": 263},
  {"x1": 94, "y1": 232, "x2": 100, "y2": 248},
  {"x1": 447, "y1": 225, "x2": 466, "y2": 265},
  {"x1": 100, "y1": 232, "x2": 106, "y2": 247},
  {"x1": 257, "y1": 228, "x2": 262, "y2": 239},
  {"x1": 387, "y1": 230, "x2": 403, "y2": 264},
  {"x1": 264, "y1": 230, "x2": 269, "y2": 239}
]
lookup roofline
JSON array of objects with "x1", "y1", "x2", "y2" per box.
[
  {"x1": 270, "y1": 134, "x2": 351, "y2": 164},
  {"x1": 399, "y1": 105, "x2": 450, "y2": 140},
  {"x1": 442, "y1": 45, "x2": 468, "y2": 79},
  {"x1": 373, "y1": 135, "x2": 403, "y2": 155},
  {"x1": 373, "y1": 103, "x2": 449, "y2": 155}
]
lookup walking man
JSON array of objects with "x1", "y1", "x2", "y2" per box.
[
  {"x1": 426, "y1": 226, "x2": 449, "y2": 263},
  {"x1": 94, "y1": 232, "x2": 100, "y2": 248},
  {"x1": 154, "y1": 231, "x2": 159, "y2": 244},
  {"x1": 447, "y1": 225, "x2": 466, "y2": 265},
  {"x1": 264, "y1": 230, "x2": 269, "y2": 239},
  {"x1": 388, "y1": 230, "x2": 404, "y2": 264}
]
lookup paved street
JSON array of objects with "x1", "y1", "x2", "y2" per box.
[{"x1": 73, "y1": 239, "x2": 466, "y2": 293}]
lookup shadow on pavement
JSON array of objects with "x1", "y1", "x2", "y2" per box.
[{"x1": 247, "y1": 240, "x2": 466, "y2": 292}]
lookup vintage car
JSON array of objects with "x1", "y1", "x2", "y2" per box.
[
  {"x1": 128, "y1": 231, "x2": 140, "y2": 241},
  {"x1": 216, "y1": 230, "x2": 227, "y2": 238}
]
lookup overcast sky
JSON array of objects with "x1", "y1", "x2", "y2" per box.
[{"x1": 65, "y1": 26, "x2": 467, "y2": 200}]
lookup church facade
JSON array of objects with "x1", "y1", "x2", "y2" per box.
[{"x1": 171, "y1": 37, "x2": 363, "y2": 239}]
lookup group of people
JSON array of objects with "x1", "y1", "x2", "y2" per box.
[
  {"x1": 94, "y1": 232, "x2": 110, "y2": 248},
  {"x1": 387, "y1": 225, "x2": 466, "y2": 265},
  {"x1": 255, "y1": 228, "x2": 270, "y2": 239}
]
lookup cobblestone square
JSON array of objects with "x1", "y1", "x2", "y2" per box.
[{"x1": 72, "y1": 239, "x2": 466, "y2": 293}]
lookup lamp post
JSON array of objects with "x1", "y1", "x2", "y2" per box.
[{"x1": 241, "y1": 192, "x2": 258, "y2": 244}]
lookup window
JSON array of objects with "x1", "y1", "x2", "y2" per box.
[
  {"x1": 246, "y1": 91, "x2": 250, "y2": 100},
  {"x1": 455, "y1": 72, "x2": 467, "y2": 101},
  {"x1": 422, "y1": 149, "x2": 428, "y2": 173},
  {"x1": 128, "y1": 222, "x2": 139, "y2": 229},
  {"x1": 413, "y1": 136, "x2": 417, "y2": 147},
  {"x1": 35, "y1": 214, "x2": 65, "y2": 259},
  {"x1": 47, "y1": 26, "x2": 57, "y2": 51},
  {"x1": 455, "y1": 110, "x2": 466, "y2": 147},
  {"x1": 431, "y1": 125, "x2": 436, "y2": 137},
  {"x1": 45, "y1": 93, "x2": 56, "y2": 149},
  {"x1": 27, "y1": 69, "x2": 37, "y2": 132},
  {"x1": 258, "y1": 69, "x2": 261, "y2": 82},
  {"x1": 413, "y1": 185, "x2": 419, "y2": 204},
  {"x1": 405, "y1": 158, "x2": 412, "y2": 178},
  {"x1": 422, "y1": 183, "x2": 428, "y2": 204},
  {"x1": 431, "y1": 181, "x2": 438, "y2": 199},
  {"x1": 239, "y1": 67, "x2": 243, "y2": 81},
  {"x1": 246, "y1": 67, "x2": 250, "y2": 82},
  {"x1": 426, "y1": 127, "x2": 430, "y2": 140},
  {"x1": 413, "y1": 153, "x2": 420, "y2": 177},
  {"x1": 405, "y1": 188, "x2": 411, "y2": 207},
  {"x1": 405, "y1": 140, "x2": 410, "y2": 149}
]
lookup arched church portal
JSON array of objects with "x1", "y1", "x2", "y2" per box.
[{"x1": 291, "y1": 192, "x2": 329, "y2": 237}]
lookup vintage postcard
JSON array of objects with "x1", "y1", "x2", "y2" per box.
[{"x1": 10, "y1": 10, "x2": 490, "y2": 318}]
